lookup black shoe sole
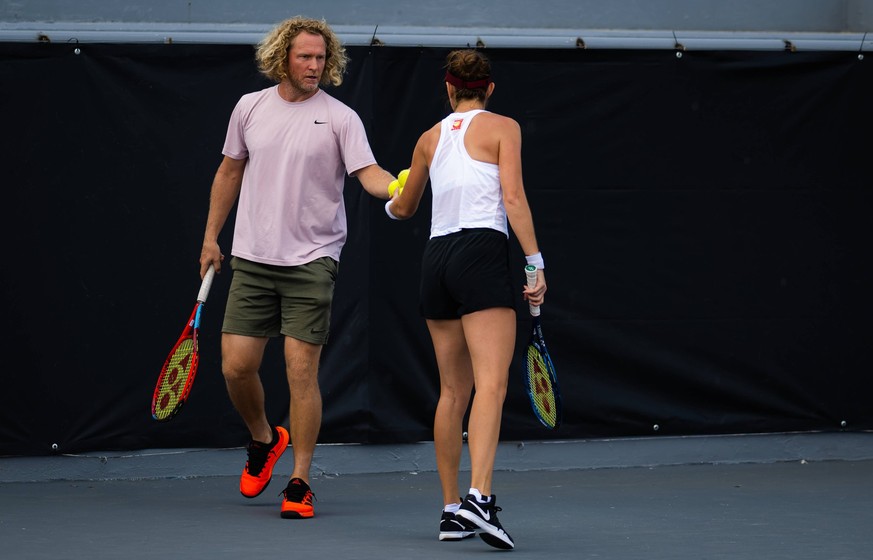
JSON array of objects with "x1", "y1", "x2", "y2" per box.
[{"x1": 280, "y1": 511, "x2": 314, "y2": 519}]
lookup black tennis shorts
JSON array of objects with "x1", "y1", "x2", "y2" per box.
[{"x1": 419, "y1": 228, "x2": 515, "y2": 320}]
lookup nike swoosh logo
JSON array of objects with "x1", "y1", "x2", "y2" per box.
[
  {"x1": 314, "y1": 120, "x2": 327, "y2": 124},
  {"x1": 468, "y1": 501, "x2": 490, "y2": 521}
]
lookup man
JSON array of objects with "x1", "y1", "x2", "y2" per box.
[{"x1": 199, "y1": 16, "x2": 395, "y2": 519}]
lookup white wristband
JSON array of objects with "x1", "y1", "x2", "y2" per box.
[
  {"x1": 385, "y1": 200, "x2": 400, "y2": 220},
  {"x1": 525, "y1": 252, "x2": 545, "y2": 269}
]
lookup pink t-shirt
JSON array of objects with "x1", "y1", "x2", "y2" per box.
[{"x1": 222, "y1": 86, "x2": 377, "y2": 266}]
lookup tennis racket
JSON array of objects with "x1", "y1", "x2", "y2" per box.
[
  {"x1": 151, "y1": 265, "x2": 216, "y2": 421},
  {"x1": 523, "y1": 264, "x2": 562, "y2": 430}
]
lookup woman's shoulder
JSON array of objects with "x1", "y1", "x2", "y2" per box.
[
  {"x1": 475, "y1": 111, "x2": 520, "y2": 134},
  {"x1": 477, "y1": 109, "x2": 517, "y2": 124},
  {"x1": 417, "y1": 121, "x2": 441, "y2": 149}
]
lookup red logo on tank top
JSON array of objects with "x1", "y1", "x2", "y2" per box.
[{"x1": 451, "y1": 119, "x2": 463, "y2": 130}]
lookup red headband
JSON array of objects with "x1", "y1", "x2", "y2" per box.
[{"x1": 444, "y1": 71, "x2": 491, "y2": 90}]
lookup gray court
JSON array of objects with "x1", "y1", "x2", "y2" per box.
[{"x1": 2, "y1": 432, "x2": 872, "y2": 559}]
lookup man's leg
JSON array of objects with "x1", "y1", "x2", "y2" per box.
[
  {"x1": 277, "y1": 336, "x2": 322, "y2": 518},
  {"x1": 283, "y1": 335, "x2": 324, "y2": 483},
  {"x1": 222, "y1": 333, "x2": 271, "y2": 443},
  {"x1": 223, "y1": 332, "x2": 289, "y2": 499}
]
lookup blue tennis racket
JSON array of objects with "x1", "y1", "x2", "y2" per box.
[{"x1": 523, "y1": 265, "x2": 562, "y2": 430}]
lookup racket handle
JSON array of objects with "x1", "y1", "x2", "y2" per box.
[
  {"x1": 524, "y1": 264, "x2": 541, "y2": 317},
  {"x1": 198, "y1": 264, "x2": 216, "y2": 303}
]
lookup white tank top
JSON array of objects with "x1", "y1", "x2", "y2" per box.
[{"x1": 428, "y1": 110, "x2": 508, "y2": 239}]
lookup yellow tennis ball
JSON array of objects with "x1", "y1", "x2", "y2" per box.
[
  {"x1": 398, "y1": 168, "x2": 409, "y2": 187},
  {"x1": 388, "y1": 179, "x2": 401, "y2": 197}
]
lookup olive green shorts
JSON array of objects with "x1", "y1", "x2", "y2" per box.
[{"x1": 222, "y1": 256, "x2": 338, "y2": 345}]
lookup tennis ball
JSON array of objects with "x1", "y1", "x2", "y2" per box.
[
  {"x1": 388, "y1": 168, "x2": 410, "y2": 197},
  {"x1": 388, "y1": 179, "x2": 401, "y2": 197}
]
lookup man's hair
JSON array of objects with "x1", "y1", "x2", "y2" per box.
[
  {"x1": 255, "y1": 16, "x2": 348, "y2": 86},
  {"x1": 445, "y1": 49, "x2": 492, "y2": 102}
]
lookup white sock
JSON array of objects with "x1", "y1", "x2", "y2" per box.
[
  {"x1": 468, "y1": 488, "x2": 490, "y2": 503},
  {"x1": 444, "y1": 502, "x2": 460, "y2": 513}
]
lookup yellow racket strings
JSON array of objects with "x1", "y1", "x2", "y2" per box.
[
  {"x1": 526, "y1": 346, "x2": 557, "y2": 428},
  {"x1": 153, "y1": 338, "x2": 195, "y2": 420}
]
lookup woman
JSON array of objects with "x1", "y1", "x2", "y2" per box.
[{"x1": 386, "y1": 49, "x2": 547, "y2": 550}]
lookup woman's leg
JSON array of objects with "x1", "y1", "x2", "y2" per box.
[
  {"x1": 460, "y1": 307, "x2": 516, "y2": 496},
  {"x1": 426, "y1": 318, "x2": 475, "y2": 507}
]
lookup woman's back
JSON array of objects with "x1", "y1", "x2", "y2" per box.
[{"x1": 428, "y1": 110, "x2": 506, "y2": 238}]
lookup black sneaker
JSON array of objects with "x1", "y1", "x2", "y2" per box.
[
  {"x1": 456, "y1": 494, "x2": 514, "y2": 549},
  {"x1": 439, "y1": 510, "x2": 476, "y2": 541}
]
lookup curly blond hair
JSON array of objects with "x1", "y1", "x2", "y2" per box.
[{"x1": 255, "y1": 16, "x2": 348, "y2": 86}]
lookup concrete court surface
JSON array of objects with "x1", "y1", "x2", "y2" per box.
[{"x1": 2, "y1": 432, "x2": 873, "y2": 560}]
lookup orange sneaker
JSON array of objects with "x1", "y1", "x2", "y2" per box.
[
  {"x1": 280, "y1": 477, "x2": 316, "y2": 519},
  {"x1": 239, "y1": 426, "x2": 289, "y2": 498}
]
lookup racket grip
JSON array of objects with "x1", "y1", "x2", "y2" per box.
[
  {"x1": 198, "y1": 264, "x2": 216, "y2": 303},
  {"x1": 524, "y1": 264, "x2": 541, "y2": 317}
]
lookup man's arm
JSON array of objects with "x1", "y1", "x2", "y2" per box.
[
  {"x1": 200, "y1": 155, "x2": 246, "y2": 276},
  {"x1": 353, "y1": 164, "x2": 396, "y2": 200}
]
